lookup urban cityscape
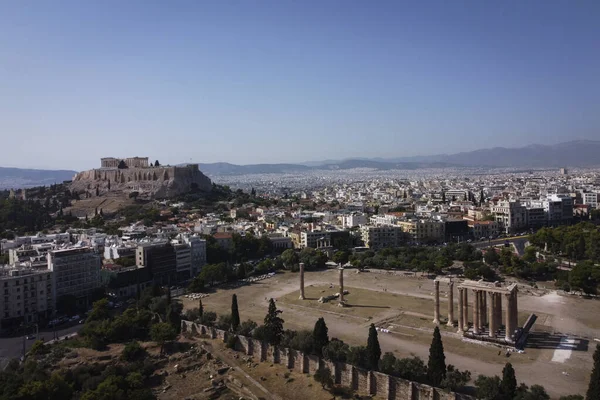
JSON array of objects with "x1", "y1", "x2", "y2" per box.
[{"x1": 1, "y1": 2, "x2": 600, "y2": 400}]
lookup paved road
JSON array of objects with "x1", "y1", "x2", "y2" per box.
[
  {"x1": 471, "y1": 235, "x2": 529, "y2": 256},
  {"x1": 0, "y1": 323, "x2": 82, "y2": 368}
]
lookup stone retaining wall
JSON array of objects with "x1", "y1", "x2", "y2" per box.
[{"x1": 181, "y1": 320, "x2": 470, "y2": 400}]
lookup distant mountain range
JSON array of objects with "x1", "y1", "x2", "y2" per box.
[
  {"x1": 0, "y1": 140, "x2": 598, "y2": 186},
  {"x1": 198, "y1": 140, "x2": 600, "y2": 175},
  {"x1": 0, "y1": 167, "x2": 76, "y2": 190}
]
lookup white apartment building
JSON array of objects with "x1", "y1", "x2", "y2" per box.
[
  {"x1": 341, "y1": 213, "x2": 367, "y2": 228},
  {"x1": 370, "y1": 214, "x2": 398, "y2": 226},
  {"x1": 0, "y1": 268, "x2": 54, "y2": 328},
  {"x1": 492, "y1": 201, "x2": 528, "y2": 234},
  {"x1": 48, "y1": 247, "x2": 101, "y2": 308},
  {"x1": 360, "y1": 226, "x2": 405, "y2": 249},
  {"x1": 582, "y1": 192, "x2": 599, "y2": 209},
  {"x1": 545, "y1": 194, "x2": 573, "y2": 225},
  {"x1": 300, "y1": 231, "x2": 331, "y2": 249}
]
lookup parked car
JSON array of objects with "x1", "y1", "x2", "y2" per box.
[{"x1": 26, "y1": 335, "x2": 36, "y2": 340}]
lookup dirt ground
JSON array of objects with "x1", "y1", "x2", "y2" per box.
[
  {"x1": 182, "y1": 269, "x2": 600, "y2": 399},
  {"x1": 64, "y1": 193, "x2": 134, "y2": 217}
]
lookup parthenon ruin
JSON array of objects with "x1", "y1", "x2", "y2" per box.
[{"x1": 433, "y1": 278, "x2": 520, "y2": 343}]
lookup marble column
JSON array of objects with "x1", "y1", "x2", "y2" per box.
[
  {"x1": 488, "y1": 292, "x2": 496, "y2": 337},
  {"x1": 462, "y1": 289, "x2": 469, "y2": 331},
  {"x1": 481, "y1": 290, "x2": 487, "y2": 327},
  {"x1": 511, "y1": 290, "x2": 519, "y2": 331},
  {"x1": 495, "y1": 293, "x2": 502, "y2": 330},
  {"x1": 505, "y1": 293, "x2": 513, "y2": 341},
  {"x1": 473, "y1": 290, "x2": 480, "y2": 335},
  {"x1": 339, "y1": 267, "x2": 345, "y2": 303},
  {"x1": 447, "y1": 281, "x2": 454, "y2": 327},
  {"x1": 433, "y1": 280, "x2": 440, "y2": 324},
  {"x1": 457, "y1": 288, "x2": 464, "y2": 334},
  {"x1": 299, "y1": 263, "x2": 305, "y2": 300}
]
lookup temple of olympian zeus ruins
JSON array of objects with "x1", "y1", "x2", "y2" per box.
[
  {"x1": 298, "y1": 263, "x2": 346, "y2": 306},
  {"x1": 433, "y1": 278, "x2": 520, "y2": 342}
]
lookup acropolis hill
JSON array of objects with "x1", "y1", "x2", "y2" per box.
[{"x1": 70, "y1": 157, "x2": 212, "y2": 199}]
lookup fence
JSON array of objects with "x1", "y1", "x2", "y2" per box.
[{"x1": 181, "y1": 320, "x2": 472, "y2": 400}]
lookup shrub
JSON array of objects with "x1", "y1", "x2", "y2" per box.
[{"x1": 121, "y1": 341, "x2": 146, "y2": 362}]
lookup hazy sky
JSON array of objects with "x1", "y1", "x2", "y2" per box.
[{"x1": 1, "y1": 1, "x2": 599, "y2": 170}]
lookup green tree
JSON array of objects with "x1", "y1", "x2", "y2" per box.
[
  {"x1": 150, "y1": 322, "x2": 177, "y2": 355},
  {"x1": 366, "y1": 323, "x2": 381, "y2": 371},
  {"x1": 475, "y1": 375, "x2": 501, "y2": 400},
  {"x1": 484, "y1": 249, "x2": 501, "y2": 265},
  {"x1": 263, "y1": 298, "x2": 284, "y2": 346},
  {"x1": 587, "y1": 344, "x2": 600, "y2": 400},
  {"x1": 500, "y1": 363, "x2": 517, "y2": 400},
  {"x1": 332, "y1": 250, "x2": 350, "y2": 266},
  {"x1": 121, "y1": 341, "x2": 146, "y2": 362},
  {"x1": 322, "y1": 338, "x2": 350, "y2": 363},
  {"x1": 231, "y1": 294, "x2": 240, "y2": 331},
  {"x1": 379, "y1": 352, "x2": 397, "y2": 375},
  {"x1": 427, "y1": 326, "x2": 447, "y2": 386},
  {"x1": 199, "y1": 298, "x2": 204, "y2": 319},
  {"x1": 312, "y1": 317, "x2": 329, "y2": 356},
  {"x1": 314, "y1": 367, "x2": 334, "y2": 389},
  {"x1": 441, "y1": 365, "x2": 471, "y2": 392},
  {"x1": 87, "y1": 298, "x2": 110, "y2": 322},
  {"x1": 281, "y1": 249, "x2": 299, "y2": 269}
]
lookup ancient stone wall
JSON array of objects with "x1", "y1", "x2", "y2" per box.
[
  {"x1": 181, "y1": 321, "x2": 473, "y2": 400},
  {"x1": 71, "y1": 164, "x2": 211, "y2": 199}
]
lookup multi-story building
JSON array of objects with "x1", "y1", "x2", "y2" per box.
[
  {"x1": 582, "y1": 192, "x2": 599, "y2": 209},
  {"x1": 301, "y1": 231, "x2": 332, "y2": 249},
  {"x1": 174, "y1": 242, "x2": 192, "y2": 282},
  {"x1": 183, "y1": 236, "x2": 207, "y2": 276},
  {"x1": 360, "y1": 226, "x2": 405, "y2": 249},
  {"x1": 492, "y1": 200, "x2": 528, "y2": 234},
  {"x1": 0, "y1": 268, "x2": 54, "y2": 329},
  {"x1": 545, "y1": 194, "x2": 573, "y2": 226},
  {"x1": 48, "y1": 247, "x2": 101, "y2": 309},
  {"x1": 398, "y1": 220, "x2": 445, "y2": 243},
  {"x1": 468, "y1": 220, "x2": 500, "y2": 239},
  {"x1": 341, "y1": 213, "x2": 368, "y2": 228},
  {"x1": 136, "y1": 242, "x2": 176, "y2": 285}
]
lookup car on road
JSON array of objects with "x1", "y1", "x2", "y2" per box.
[{"x1": 26, "y1": 335, "x2": 36, "y2": 340}]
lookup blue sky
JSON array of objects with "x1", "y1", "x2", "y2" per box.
[{"x1": 1, "y1": 1, "x2": 598, "y2": 170}]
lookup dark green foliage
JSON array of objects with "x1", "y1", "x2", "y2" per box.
[
  {"x1": 263, "y1": 299, "x2": 284, "y2": 346},
  {"x1": 298, "y1": 248, "x2": 328, "y2": 270},
  {"x1": 441, "y1": 365, "x2": 471, "y2": 392},
  {"x1": 121, "y1": 341, "x2": 146, "y2": 362},
  {"x1": 366, "y1": 324, "x2": 381, "y2": 371},
  {"x1": 514, "y1": 384, "x2": 550, "y2": 400},
  {"x1": 500, "y1": 362, "x2": 517, "y2": 400},
  {"x1": 281, "y1": 329, "x2": 314, "y2": 353},
  {"x1": 314, "y1": 367, "x2": 334, "y2": 389},
  {"x1": 560, "y1": 396, "x2": 584, "y2": 400},
  {"x1": 484, "y1": 251, "x2": 499, "y2": 267},
  {"x1": 216, "y1": 314, "x2": 233, "y2": 330},
  {"x1": 281, "y1": 249, "x2": 299, "y2": 269},
  {"x1": 347, "y1": 346, "x2": 369, "y2": 369},
  {"x1": 150, "y1": 322, "x2": 177, "y2": 355},
  {"x1": 312, "y1": 318, "x2": 329, "y2": 356},
  {"x1": 427, "y1": 326, "x2": 446, "y2": 386},
  {"x1": 237, "y1": 319, "x2": 257, "y2": 336},
  {"x1": 200, "y1": 311, "x2": 217, "y2": 327},
  {"x1": 322, "y1": 338, "x2": 350, "y2": 363},
  {"x1": 348, "y1": 243, "x2": 482, "y2": 272},
  {"x1": 587, "y1": 344, "x2": 600, "y2": 400},
  {"x1": 475, "y1": 374, "x2": 502, "y2": 400}
]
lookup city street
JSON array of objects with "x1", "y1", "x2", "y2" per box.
[
  {"x1": 472, "y1": 235, "x2": 529, "y2": 256},
  {"x1": 0, "y1": 323, "x2": 82, "y2": 369}
]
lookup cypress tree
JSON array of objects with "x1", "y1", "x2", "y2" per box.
[
  {"x1": 442, "y1": 191, "x2": 446, "y2": 203},
  {"x1": 427, "y1": 326, "x2": 447, "y2": 386},
  {"x1": 264, "y1": 298, "x2": 284, "y2": 346},
  {"x1": 586, "y1": 344, "x2": 600, "y2": 400},
  {"x1": 500, "y1": 362, "x2": 517, "y2": 400},
  {"x1": 231, "y1": 294, "x2": 240, "y2": 332},
  {"x1": 366, "y1": 323, "x2": 381, "y2": 371},
  {"x1": 198, "y1": 298, "x2": 204, "y2": 319},
  {"x1": 313, "y1": 317, "x2": 329, "y2": 356}
]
